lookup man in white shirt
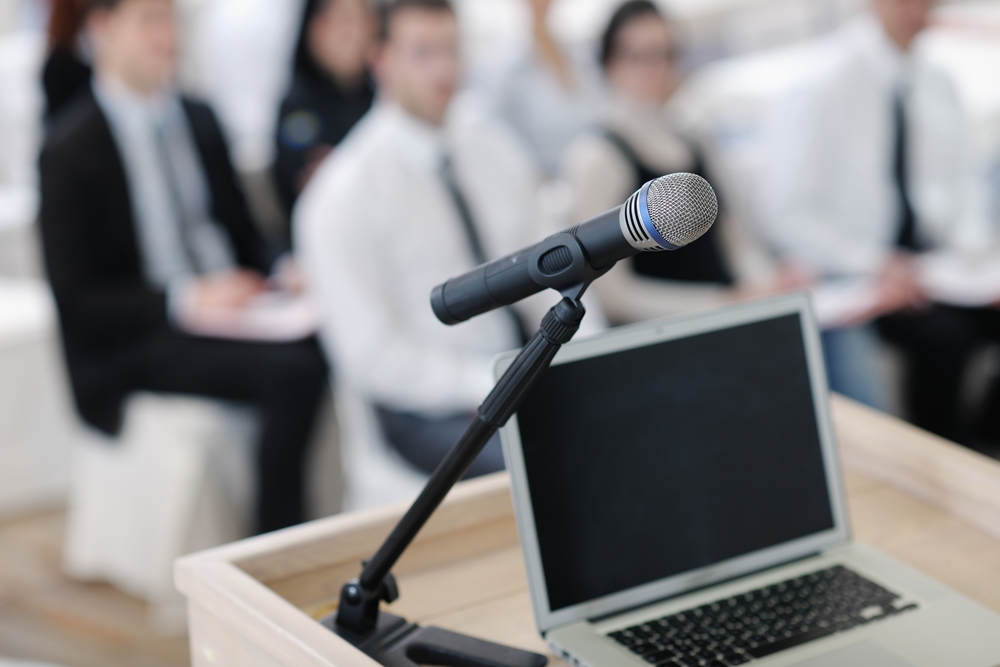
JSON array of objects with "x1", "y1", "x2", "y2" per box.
[
  {"x1": 760, "y1": 0, "x2": 997, "y2": 442},
  {"x1": 296, "y1": 0, "x2": 580, "y2": 475}
]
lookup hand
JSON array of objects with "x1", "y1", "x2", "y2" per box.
[
  {"x1": 192, "y1": 269, "x2": 267, "y2": 314},
  {"x1": 871, "y1": 253, "x2": 927, "y2": 316},
  {"x1": 732, "y1": 262, "x2": 815, "y2": 302},
  {"x1": 773, "y1": 262, "x2": 816, "y2": 292},
  {"x1": 270, "y1": 255, "x2": 306, "y2": 294}
]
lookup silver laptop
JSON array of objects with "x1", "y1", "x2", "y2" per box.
[{"x1": 494, "y1": 293, "x2": 1000, "y2": 667}]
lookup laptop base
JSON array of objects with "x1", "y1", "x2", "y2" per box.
[{"x1": 322, "y1": 611, "x2": 548, "y2": 667}]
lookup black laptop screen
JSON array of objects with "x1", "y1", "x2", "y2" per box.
[{"x1": 515, "y1": 313, "x2": 835, "y2": 612}]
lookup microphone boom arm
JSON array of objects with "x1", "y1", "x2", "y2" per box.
[{"x1": 328, "y1": 277, "x2": 600, "y2": 667}]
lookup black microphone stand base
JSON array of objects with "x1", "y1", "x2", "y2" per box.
[{"x1": 321, "y1": 610, "x2": 547, "y2": 667}]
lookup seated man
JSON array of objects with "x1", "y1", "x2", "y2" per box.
[
  {"x1": 760, "y1": 0, "x2": 998, "y2": 443},
  {"x1": 296, "y1": 0, "x2": 591, "y2": 477},
  {"x1": 39, "y1": 0, "x2": 328, "y2": 534}
]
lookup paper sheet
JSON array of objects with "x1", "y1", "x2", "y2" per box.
[
  {"x1": 809, "y1": 251, "x2": 1000, "y2": 329},
  {"x1": 916, "y1": 252, "x2": 1000, "y2": 307},
  {"x1": 181, "y1": 291, "x2": 319, "y2": 342},
  {"x1": 809, "y1": 279, "x2": 879, "y2": 329}
]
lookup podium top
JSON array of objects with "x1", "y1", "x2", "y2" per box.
[{"x1": 175, "y1": 395, "x2": 1000, "y2": 667}]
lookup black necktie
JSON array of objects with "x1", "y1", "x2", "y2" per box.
[
  {"x1": 440, "y1": 154, "x2": 529, "y2": 345},
  {"x1": 893, "y1": 93, "x2": 920, "y2": 252}
]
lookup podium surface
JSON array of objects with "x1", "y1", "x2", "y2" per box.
[{"x1": 175, "y1": 396, "x2": 1000, "y2": 666}]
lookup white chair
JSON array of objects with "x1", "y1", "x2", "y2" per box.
[
  {"x1": 63, "y1": 390, "x2": 342, "y2": 635},
  {"x1": 0, "y1": 279, "x2": 76, "y2": 519},
  {"x1": 64, "y1": 394, "x2": 258, "y2": 634},
  {"x1": 336, "y1": 388, "x2": 428, "y2": 513}
]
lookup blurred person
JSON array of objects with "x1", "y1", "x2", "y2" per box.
[
  {"x1": 39, "y1": 0, "x2": 329, "y2": 533},
  {"x1": 43, "y1": 0, "x2": 92, "y2": 122},
  {"x1": 273, "y1": 0, "x2": 376, "y2": 221},
  {"x1": 563, "y1": 0, "x2": 780, "y2": 326},
  {"x1": 760, "y1": 0, "x2": 998, "y2": 440},
  {"x1": 483, "y1": 0, "x2": 603, "y2": 176},
  {"x1": 297, "y1": 0, "x2": 597, "y2": 477}
]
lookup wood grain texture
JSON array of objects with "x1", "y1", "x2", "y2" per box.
[{"x1": 833, "y1": 394, "x2": 1000, "y2": 541}]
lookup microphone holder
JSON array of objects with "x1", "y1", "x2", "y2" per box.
[{"x1": 322, "y1": 294, "x2": 590, "y2": 667}]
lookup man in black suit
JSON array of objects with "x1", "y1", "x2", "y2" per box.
[{"x1": 39, "y1": 0, "x2": 329, "y2": 534}]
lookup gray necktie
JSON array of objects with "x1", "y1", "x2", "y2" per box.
[
  {"x1": 441, "y1": 154, "x2": 529, "y2": 345},
  {"x1": 153, "y1": 121, "x2": 203, "y2": 275}
]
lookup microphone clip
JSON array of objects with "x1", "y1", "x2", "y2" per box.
[{"x1": 527, "y1": 233, "x2": 614, "y2": 303}]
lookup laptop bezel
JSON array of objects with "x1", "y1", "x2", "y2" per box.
[{"x1": 494, "y1": 292, "x2": 851, "y2": 635}]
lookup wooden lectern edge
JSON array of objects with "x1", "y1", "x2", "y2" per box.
[
  {"x1": 174, "y1": 393, "x2": 1000, "y2": 666},
  {"x1": 174, "y1": 472, "x2": 518, "y2": 666},
  {"x1": 830, "y1": 393, "x2": 1000, "y2": 542},
  {"x1": 176, "y1": 559, "x2": 382, "y2": 667}
]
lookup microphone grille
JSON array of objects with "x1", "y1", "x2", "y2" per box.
[{"x1": 646, "y1": 173, "x2": 718, "y2": 248}]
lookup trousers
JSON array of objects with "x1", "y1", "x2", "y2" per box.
[
  {"x1": 375, "y1": 407, "x2": 505, "y2": 479},
  {"x1": 877, "y1": 306, "x2": 1000, "y2": 445},
  {"x1": 119, "y1": 331, "x2": 329, "y2": 533}
]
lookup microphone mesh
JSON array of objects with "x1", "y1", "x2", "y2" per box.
[{"x1": 646, "y1": 173, "x2": 718, "y2": 248}]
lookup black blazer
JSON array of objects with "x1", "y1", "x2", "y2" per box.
[
  {"x1": 42, "y1": 49, "x2": 92, "y2": 123},
  {"x1": 273, "y1": 71, "x2": 374, "y2": 221},
  {"x1": 39, "y1": 91, "x2": 277, "y2": 434}
]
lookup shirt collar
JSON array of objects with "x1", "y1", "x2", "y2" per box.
[
  {"x1": 92, "y1": 72, "x2": 177, "y2": 126},
  {"x1": 853, "y1": 14, "x2": 916, "y2": 92},
  {"x1": 377, "y1": 101, "x2": 450, "y2": 171}
]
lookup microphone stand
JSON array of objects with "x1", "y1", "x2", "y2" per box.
[{"x1": 323, "y1": 294, "x2": 590, "y2": 667}]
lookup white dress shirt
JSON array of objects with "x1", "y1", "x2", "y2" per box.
[
  {"x1": 93, "y1": 75, "x2": 236, "y2": 295},
  {"x1": 296, "y1": 103, "x2": 597, "y2": 415},
  {"x1": 759, "y1": 15, "x2": 991, "y2": 279}
]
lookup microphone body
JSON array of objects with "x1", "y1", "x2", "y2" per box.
[{"x1": 431, "y1": 174, "x2": 718, "y2": 325}]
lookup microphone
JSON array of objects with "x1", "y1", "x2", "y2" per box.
[{"x1": 431, "y1": 172, "x2": 718, "y2": 325}]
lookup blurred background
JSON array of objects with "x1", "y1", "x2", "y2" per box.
[{"x1": 0, "y1": 0, "x2": 998, "y2": 665}]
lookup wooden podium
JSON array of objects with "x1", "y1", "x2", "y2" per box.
[{"x1": 174, "y1": 396, "x2": 1000, "y2": 667}]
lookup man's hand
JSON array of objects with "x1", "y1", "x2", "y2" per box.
[
  {"x1": 871, "y1": 253, "x2": 926, "y2": 317},
  {"x1": 192, "y1": 269, "x2": 268, "y2": 313}
]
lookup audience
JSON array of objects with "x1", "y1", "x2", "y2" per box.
[
  {"x1": 27, "y1": 0, "x2": 1000, "y2": 540},
  {"x1": 760, "y1": 0, "x2": 998, "y2": 442},
  {"x1": 274, "y1": 0, "x2": 376, "y2": 222},
  {"x1": 483, "y1": 0, "x2": 602, "y2": 176},
  {"x1": 43, "y1": 0, "x2": 93, "y2": 122},
  {"x1": 563, "y1": 1, "x2": 780, "y2": 325},
  {"x1": 296, "y1": 0, "x2": 577, "y2": 477},
  {"x1": 38, "y1": 0, "x2": 329, "y2": 533}
]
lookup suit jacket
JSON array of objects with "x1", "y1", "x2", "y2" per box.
[{"x1": 39, "y1": 91, "x2": 276, "y2": 435}]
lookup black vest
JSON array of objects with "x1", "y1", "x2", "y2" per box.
[{"x1": 604, "y1": 132, "x2": 733, "y2": 285}]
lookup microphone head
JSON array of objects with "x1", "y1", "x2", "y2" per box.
[{"x1": 619, "y1": 173, "x2": 718, "y2": 252}]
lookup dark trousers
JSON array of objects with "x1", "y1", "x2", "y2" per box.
[
  {"x1": 375, "y1": 407, "x2": 505, "y2": 479},
  {"x1": 121, "y1": 332, "x2": 328, "y2": 534},
  {"x1": 876, "y1": 306, "x2": 1000, "y2": 445}
]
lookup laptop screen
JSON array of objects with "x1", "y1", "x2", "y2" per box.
[{"x1": 514, "y1": 312, "x2": 835, "y2": 612}]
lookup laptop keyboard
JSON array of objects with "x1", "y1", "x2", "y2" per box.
[{"x1": 608, "y1": 565, "x2": 918, "y2": 666}]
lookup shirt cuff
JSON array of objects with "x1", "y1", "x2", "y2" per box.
[{"x1": 167, "y1": 277, "x2": 199, "y2": 329}]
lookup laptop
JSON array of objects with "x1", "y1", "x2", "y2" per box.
[{"x1": 494, "y1": 293, "x2": 1000, "y2": 667}]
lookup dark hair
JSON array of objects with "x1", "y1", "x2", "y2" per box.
[
  {"x1": 293, "y1": 0, "x2": 332, "y2": 79},
  {"x1": 50, "y1": 0, "x2": 145, "y2": 51},
  {"x1": 376, "y1": 0, "x2": 454, "y2": 43},
  {"x1": 599, "y1": 0, "x2": 666, "y2": 69},
  {"x1": 84, "y1": 0, "x2": 129, "y2": 11},
  {"x1": 48, "y1": 0, "x2": 87, "y2": 52}
]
